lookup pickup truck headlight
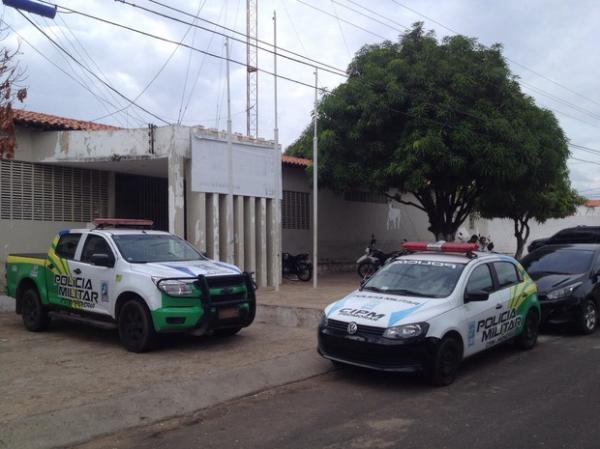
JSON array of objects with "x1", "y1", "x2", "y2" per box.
[
  {"x1": 153, "y1": 278, "x2": 197, "y2": 297},
  {"x1": 383, "y1": 322, "x2": 429, "y2": 339},
  {"x1": 546, "y1": 282, "x2": 582, "y2": 300}
]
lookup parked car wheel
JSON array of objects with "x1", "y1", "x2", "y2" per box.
[
  {"x1": 357, "y1": 262, "x2": 377, "y2": 279},
  {"x1": 577, "y1": 299, "x2": 598, "y2": 335},
  {"x1": 297, "y1": 263, "x2": 312, "y2": 282},
  {"x1": 428, "y1": 336, "x2": 462, "y2": 387},
  {"x1": 118, "y1": 299, "x2": 156, "y2": 353},
  {"x1": 516, "y1": 309, "x2": 539, "y2": 350},
  {"x1": 214, "y1": 327, "x2": 242, "y2": 337},
  {"x1": 21, "y1": 287, "x2": 49, "y2": 332}
]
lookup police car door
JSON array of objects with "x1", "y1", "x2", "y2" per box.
[
  {"x1": 488, "y1": 261, "x2": 523, "y2": 342},
  {"x1": 461, "y1": 262, "x2": 503, "y2": 356},
  {"x1": 68, "y1": 234, "x2": 116, "y2": 316}
]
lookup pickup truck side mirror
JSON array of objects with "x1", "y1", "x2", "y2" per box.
[
  {"x1": 91, "y1": 253, "x2": 115, "y2": 268},
  {"x1": 464, "y1": 289, "x2": 489, "y2": 303}
]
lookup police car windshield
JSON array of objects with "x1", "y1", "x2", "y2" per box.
[
  {"x1": 112, "y1": 234, "x2": 205, "y2": 263},
  {"x1": 363, "y1": 259, "x2": 466, "y2": 298}
]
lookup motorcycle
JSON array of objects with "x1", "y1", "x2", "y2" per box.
[
  {"x1": 282, "y1": 252, "x2": 312, "y2": 282},
  {"x1": 356, "y1": 236, "x2": 405, "y2": 278}
]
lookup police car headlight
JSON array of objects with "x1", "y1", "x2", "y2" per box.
[
  {"x1": 153, "y1": 278, "x2": 196, "y2": 297},
  {"x1": 546, "y1": 282, "x2": 582, "y2": 300},
  {"x1": 383, "y1": 323, "x2": 429, "y2": 339}
]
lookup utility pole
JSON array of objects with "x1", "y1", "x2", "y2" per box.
[
  {"x1": 246, "y1": 0, "x2": 258, "y2": 137},
  {"x1": 313, "y1": 68, "x2": 318, "y2": 288},
  {"x1": 273, "y1": 10, "x2": 281, "y2": 291}
]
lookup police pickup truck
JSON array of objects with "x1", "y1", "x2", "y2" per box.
[
  {"x1": 5, "y1": 219, "x2": 256, "y2": 352},
  {"x1": 318, "y1": 242, "x2": 540, "y2": 386}
]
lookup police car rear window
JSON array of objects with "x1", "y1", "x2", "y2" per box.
[{"x1": 363, "y1": 259, "x2": 466, "y2": 298}]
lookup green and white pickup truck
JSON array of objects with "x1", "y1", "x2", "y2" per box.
[{"x1": 4, "y1": 219, "x2": 256, "y2": 352}]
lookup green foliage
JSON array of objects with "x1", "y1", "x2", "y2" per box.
[{"x1": 287, "y1": 23, "x2": 574, "y2": 242}]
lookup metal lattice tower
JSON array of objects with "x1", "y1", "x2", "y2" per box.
[{"x1": 246, "y1": 0, "x2": 258, "y2": 137}]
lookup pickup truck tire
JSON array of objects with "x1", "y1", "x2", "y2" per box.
[
  {"x1": 21, "y1": 288, "x2": 50, "y2": 332},
  {"x1": 214, "y1": 327, "x2": 242, "y2": 337},
  {"x1": 516, "y1": 309, "x2": 539, "y2": 350},
  {"x1": 118, "y1": 299, "x2": 156, "y2": 353},
  {"x1": 428, "y1": 336, "x2": 462, "y2": 387}
]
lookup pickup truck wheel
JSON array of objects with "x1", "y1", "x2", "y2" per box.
[
  {"x1": 577, "y1": 299, "x2": 597, "y2": 335},
  {"x1": 21, "y1": 288, "x2": 49, "y2": 332},
  {"x1": 118, "y1": 300, "x2": 156, "y2": 353},
  {"x1": 516, "y1": 309, "x2": 539, "y2": 350},
  {"x1": 214, "y1": 327, "x2": 242, "y2": 337},
  {"x1": 428, "y1": 336, "x2": 462, "y2": 387}
]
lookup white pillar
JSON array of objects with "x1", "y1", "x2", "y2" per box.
[
  {"x1": 244, "y1": 196, "x2": 256, "y2": 275},
  {"x1": 234, "y1": 195, "x2": 245, "y2": 269},
  {"x1": 256, "y1": 197, "x2": 268, "y2": 288},
  {"x1": 224, "y1": 194, "x2": 234, "y2": 264},
  {"x1": 207, "y1": 193, "x2": 220, "y2": 260},
  {"x1": 168, "y1": 153, "x2": 185, "y2": 237}
]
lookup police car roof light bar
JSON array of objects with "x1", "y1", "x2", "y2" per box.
[
  {"x1": 402, "y1": 241, "x2": 479, "y2": 254},
  {"x1": 93, "y1": 218, "x2": 154, "y2": 229}
]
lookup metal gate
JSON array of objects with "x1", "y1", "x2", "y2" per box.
[{"x1": 115, "y1": 173, "x2": 168, "y2": 231}]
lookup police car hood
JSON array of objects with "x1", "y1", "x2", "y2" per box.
[
  {"x1": 324, "y1": 289, "x2": 450, "y2": 328},
  {"x1": 130, "y1": 259, "x2": 242, "y2": 278}
]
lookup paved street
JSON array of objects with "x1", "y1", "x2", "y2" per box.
[{"x1": 76, "y1": 330, "x2": 600, "y2": 449}]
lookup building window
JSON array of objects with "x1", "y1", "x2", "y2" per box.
[
  {"x1": 282, "y1": 190, "x2": 310, "y2": 230},
  {"x1": 343, "y1": 191, "x2": 387, "y2": 204},
  {"x1": 0, "y1": 159, "x2": 109, "y2": 222}
]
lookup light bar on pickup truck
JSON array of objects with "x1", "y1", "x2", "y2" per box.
[
  {"x1": 402, "y1": 241, "x2": 479, "y2": 253},
  {"x1": 93, "y1": 218, "x2": 154, "y2": 229}
]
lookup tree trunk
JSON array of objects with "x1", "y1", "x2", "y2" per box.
[{"x1": 513, "y1": 217, "x2": 531, "y2": 260}]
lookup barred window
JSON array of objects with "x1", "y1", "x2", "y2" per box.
[
  {"x1": 343, "y1": 191, "x2": 387, "y2": 204},
  {"x1": 0, "y1": 159, "x2": 108, "y2": 222},
  {"x1": 282, "y1": 190, "x2": 310, "y2": 230}
]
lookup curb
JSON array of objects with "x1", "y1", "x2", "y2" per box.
[
  {"x1": 256, "y1": 303, "x2": 323, "y2": 329},
  {"x1": 0, "y1": 348, "x2": 332, "y2": 449}
]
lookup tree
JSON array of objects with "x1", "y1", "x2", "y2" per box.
[
  {"x1": 478, "y1": 99, "x2": 583, "y2": 258},
  {"x1": 0, "y1": 29, "x2": 27, "y2": 160},
  {"x1": 286, "y1": 24, "x2": 556, "y2": 241}
]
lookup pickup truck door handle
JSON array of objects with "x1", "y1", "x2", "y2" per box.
[
  {"x1": 73, "y1": 268, "x2": 82, "y2": 275},
  {"x1": 495, "y1": 304, "x2": 503, "y2": 309}
]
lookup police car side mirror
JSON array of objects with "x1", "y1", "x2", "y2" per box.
[
  {"x1": 464, "y1": 289, "x2": 489, "y2": 303},
  {"x1": 91, "y1": 253, "x2": 114, "y2": 268}
]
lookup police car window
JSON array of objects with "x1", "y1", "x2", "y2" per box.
[
  {"x1": 466, "y1": 264, "x2": 494, "y2": 293},
  {"x1": 81, "y1": 235, "x2": 113, "y2": 263},
  {"x1": 363, "y1": 259, "x2": 466, "y2": 298},
  {"x1": 494, "y1": 262, "x2": 519, "y2": 288},
  {"x1": 55, "y1": 234, "x2": 82, "y2": 260}
]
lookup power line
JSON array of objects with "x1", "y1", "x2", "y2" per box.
[
  {"x1": 388, "y1": 0, "x2": 600, "y2": 111},
  {"x1": 330, "y1": 0, "x2": 351, "y2": 58},
  {"x1": 570, "y1": 157, "x2": 600, "y2": 167},
  {"x1": 16, "y1": 10, "x2": 170, "y2": 125},
  {"x1": 112, "y1": 0, "x2": 347, "y2": 78},
  {"x1": 334, "y1": 0, "x2": 407, "y2": 32},
  {"x1": 33, "y1": 1, "x2": 329, "y2": 92},
  {"x1": 147, "y1": 0, "x2": 347, "y2": 76},
  {"x1": 279, "y1": 0, "x2": 308, "y2": 55}
]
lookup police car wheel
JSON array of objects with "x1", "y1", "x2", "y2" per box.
[
  {"x1": 516, "y1": 309, "x2": 539, "y2": 350},
  {"x1": 21, "y1": 288, "x2": 50, "y2": 332},
  {"x1": 577, "y1": 299, "x2": 598, "y2": 335},
  {"x1": 428, "y1": 337, "x2": 462, "y2": 387},
  {"x1": 118, "y1": 299, "x2": 156, "y2": 353},
  {"x1": 214, "y1": 327, "x2": 242, "y2": 337}
]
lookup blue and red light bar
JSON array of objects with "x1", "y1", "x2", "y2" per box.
[{"x1": 402, "y1": 241, "x2": 479, "y2": 253}]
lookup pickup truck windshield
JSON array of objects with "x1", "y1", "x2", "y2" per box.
[
  {"x1": 363, "y1": 259, "x2": 466, "y2": 298},
  {"x1": 112, "y1": 234, "x2": 205, "y2": 263}
]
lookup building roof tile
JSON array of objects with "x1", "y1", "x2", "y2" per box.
[
  {"x1": 13, "y1": 109, "x2": 119, "y2": 131},
  {"x1": 282, "y1": 155, "x2": 311, "y2": 167}
]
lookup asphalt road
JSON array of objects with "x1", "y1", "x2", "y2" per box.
[{"x1": 77, "y1": 330, "x2": 600, "y2": 449}]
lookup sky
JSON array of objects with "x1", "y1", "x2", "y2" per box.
[{"x1": 3, "y1": 0, "x2": 600, "y2": 197}]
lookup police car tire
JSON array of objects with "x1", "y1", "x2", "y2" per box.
[
  {"x1": 118, "y1": 299, "x2": 156, "y2": 353},
  {"x1": 428, "y1": 336, "x2": 462, "y2": 387},
  {"x1": 577, "y1": 299, "x2": 598, "y2": 335},
  {"x1": 21, "y1": 288, "x2": 50, "y2": 332},
  {"x1": 516, "y1": 309, "x2": 539, "y2": 350}
]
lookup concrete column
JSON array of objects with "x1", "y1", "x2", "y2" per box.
[
  {"x1": 244, "y1": 196, "x2": 256, "y2": 275},
  {"x1": 234, "y1": 195, "x2": 245, "y2": 269},
  {"x1": 168, "y1": 153, "x2": 185, "y2": 237},
  {"x1": 185, "y1": 161, "x2": 206, "y2": 250},
  {"x1": 207, "y1": 193, "x2": 220, "y2": 260},
  {"x1": 267, "y1": 198, "x2": 280, "y2": 288},
  {"x1": 107, "y1": 171, "x2": 116, "y2": 218},
  {"x1": 224, "y1": 194, "x2": 234, "y2": 264},
  {"x1": 256, "y1": 197, "x2": 268, "y2": 288}
]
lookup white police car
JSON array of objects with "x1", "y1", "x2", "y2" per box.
[{"x1": 318, "y1": 242, "x2": 541, "y2": 386}]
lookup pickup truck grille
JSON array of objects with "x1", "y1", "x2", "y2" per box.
[
  {"x1": 206, "y1": 275, "x2": 247, "y2": 303},
  {"x1": 206, "y1": 275, "x2": 245, "y2": 289}
]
